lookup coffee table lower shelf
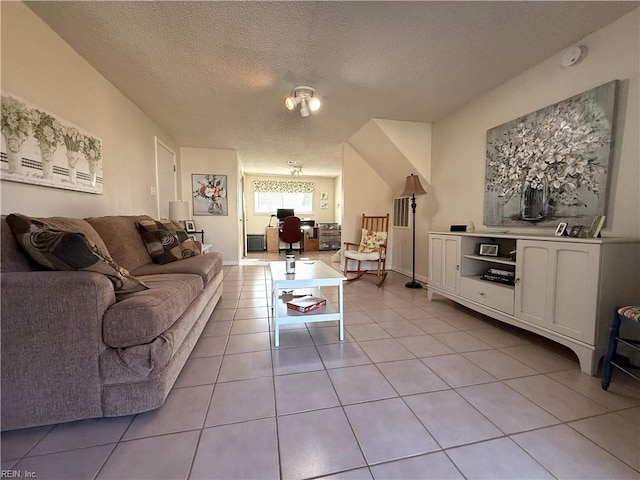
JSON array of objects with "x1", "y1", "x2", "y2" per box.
[{"x1": 273, "y1": 289, "x2": 343, "y2": 346}]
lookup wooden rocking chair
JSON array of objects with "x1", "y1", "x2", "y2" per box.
[{"x1": 343, "y1": 214, "x2": 389, "y2": 287}]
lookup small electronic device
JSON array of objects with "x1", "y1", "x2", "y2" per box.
[
  {"x1": 450, "y1": 225, "x2": 467, "y2": 232},
  {"x1": 478, "y1": 243, "x2": 499, "y2": 256}
]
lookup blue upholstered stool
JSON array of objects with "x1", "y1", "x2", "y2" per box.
[{"x1": 601, "y1": 306, "x2": 640, "y2": 390}]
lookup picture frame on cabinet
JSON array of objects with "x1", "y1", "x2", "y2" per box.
[
  {"x1": 588, "y1": 215, "x2": 606, "y2": 238},
  {"x1": 568, "y1": 225, "x2": 584, "y2": 238},
  {"x1": 478, "y1": 243, "x2": 499, "y2": 256},
  {"x1": 554, "y1": 222, "x2": 568, "y2": 236},
  {"x1": 184, "y1": 220, "x2": 196, "y2": 233}
]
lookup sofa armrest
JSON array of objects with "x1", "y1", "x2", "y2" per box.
[{"x1": 1, "y1": 271, "x2": 117, "y2": 430}]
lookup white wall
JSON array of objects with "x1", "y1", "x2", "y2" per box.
[
  {"x1": 243, "y1": 174, "x2": 337, "y2": 235},
  {"x1": 431, "y1": 9, "x2": 640, "y2": 239},
  {"x1": 0, "y1": 2, "x2": 178, "y2": 218},
  {"x1": 342, "y1": 143, "x2": 395, "y2": 269},
  {"x1": 179, "y1": 147, "x2": 240, "y2": 264}
]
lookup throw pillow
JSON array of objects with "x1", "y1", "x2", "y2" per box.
[
  {"x1": 357, "y1": 228, "x2": 388, "y2": 253},
  {"x1": 136, "y1": 219, "x2": 201, "y2": 265},
  {"x1": 6, "y1": 213, "x2": 148, "y2": 294}
]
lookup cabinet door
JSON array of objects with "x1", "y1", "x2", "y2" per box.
[
  {"x1": 514, "y1": 241, "x2": 550, "y2": 327},
  {"x1": 515, "y1": 240, "x2": 599, "y2": 342},
  {"x1": 429, "y1": 235, "x2": 460, "y2": 294}
]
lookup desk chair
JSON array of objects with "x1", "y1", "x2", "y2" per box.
[
  {"x1": 601, "y1": 306, "x2": 640, "y2": 390},
  {"x1": 279, "y1": 216, "x2": 303, "y2": 254}
]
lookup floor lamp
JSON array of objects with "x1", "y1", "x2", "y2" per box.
[{"x1": 401, "y1": 174, "x2": 427, "y2": 289}]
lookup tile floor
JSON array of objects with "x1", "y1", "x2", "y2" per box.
[{"x1": 2, "y1": 252, "x2": 639, "y2": 479}]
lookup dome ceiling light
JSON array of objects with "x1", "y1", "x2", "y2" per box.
[{"x1": 284, "y1": 86, "x2": 321, "y2": 117}]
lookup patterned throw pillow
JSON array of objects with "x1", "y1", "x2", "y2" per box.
[
  {"x1": 6, "y1": 213, "x2": 148, "y2": 294},
  {"x1": 357, "y1": 228, "x2": 388, "y2": 253},
  {"x1": 136, "y1": 219, "x2": 201, "y2": 264}
]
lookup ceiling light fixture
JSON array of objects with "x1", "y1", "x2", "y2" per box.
[
  {"x1": 290, "y1": 166, "x2": 303, "y2": 177},
  {"x1": 284, "y1": 86, "x2": 321, "y2": 117}
]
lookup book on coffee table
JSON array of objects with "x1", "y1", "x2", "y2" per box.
[{"x1": 286, "y1": 295, "x2": 327, "y2": 313}]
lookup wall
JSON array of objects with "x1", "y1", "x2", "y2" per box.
[
  {"x1": 431, "y1": 9, "x2": 640, "y2": 239},
  {"x1": 243, "y1": 174, "x2": 337, "y2": 235},
  {"x1": 179, "y1": 147, "x2": 240, "y2": 265},
  {"x1": 0, "y1": 2, "x2": 178, "y2": 218},
  {"x1": 342, "y1": 143, "x2": 395, "y2": 268}
]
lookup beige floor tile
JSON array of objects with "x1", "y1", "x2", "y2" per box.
[
  {"x1": 97, "y1": 431, "x2": 199, "y2": 480},
  {"x1": 278, "y1": 408, "x2": 366, "y2": 479},
  {"x1": 457, "y1": 382, "x2": 559, "y2": 434},
  {"x1": 466, "y1": 325, "x2": 532, "y2": 348},
  {"x1": 432, "y1": 331, "x2": 493, "y2": 352},
  {"x1": 328, "y1": 365, "x2": 397, "y2": 404},
  {"x1": 344, "y1": 398, "x2": 439, "y2": 464},
  {"x1": 446, "y1": 437, "x2": 554, "y2": 479},
  {"x1": 618, "y1": 406, "x2": 640, "y2": 425},
  {"x1": 357, "y1": 338, "x2": 415, "y2": 363},
  {"x1": 122, "y1": 385, "x2": 213, "y2": 440},
  {"x1": 317, "y1": 342, "x2": 372, "y2": 369},
  {"x1": 1, "y1": 425, "x2": 54, "y2": 461},
  {"x1": 421, "y1": 354, "x2": 496, "y2": 388},
  {"x1": 570, "y1": 412, "x2": 640, "y2": 470},
  {"x1": 191, "y1": 419, "x2": 279, "y2": 480},
  {"x1": 505, "y1": 375, "x2": 609, "y2": 421},
  {"x1": 225, "y1": 331, "x2": 271, "y2": 354},
  {"x1": 548, "y1": 369, "x2": 640, "y2": 411},
  {"x1": 512, "y1": 424, "x2": 639, "y2": 479},
  {"x1": 275, "y1": 370, "x2": 340, "y2": 415},
  {"x1": 345, "y1": 323, "x2": 391, "y2": 341},
  {"x1": 16, "y1": 444, "x2": 115, "y2": 480},
  {"x1": 205, "y1": 377, "x2": 275, "y2": 427},
  {"x1": 410, "y1": 318, "x2": 460, "y2": 334},
  {"x1": 377, "y1": 320, "x2": 426, "y2": 338},
  {"x1": 462, "y1": 349, "x2": 538, "y2": 379},
  {"x1": 377, "y1": 359, "x2": 449, "y2": 396},
  {"x1": 500, "y1": 343, "x2": 579, "y2": 372},
  {"x1": 369, "y1": 452, "x2": 463, "y2": 479},
  {"x1": 405, "y1": 390, "x2": 502, "y2": 448},
  {"x1": 397, "y1": 334, "x2": 455, "y2": 358}
]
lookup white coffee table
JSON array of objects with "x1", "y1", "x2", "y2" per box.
[{"x1": 269, "y1": 260, "x2": 346, "y2": 346}]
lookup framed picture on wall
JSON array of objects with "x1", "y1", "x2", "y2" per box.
[{"x1": 192, "y1": 174, "x2": 228, "y2": 216}]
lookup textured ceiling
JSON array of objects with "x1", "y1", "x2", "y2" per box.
[{"x1": 26, "y1": 1, "x2": 638, "y2": 177}]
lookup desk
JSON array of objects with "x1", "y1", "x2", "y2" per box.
[{"x1": 269, "y1": 260, "x2": 346, "y2": 346}]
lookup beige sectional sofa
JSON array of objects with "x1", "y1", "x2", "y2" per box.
[{"x1": 1, "y1": 215, "x2": 223, "y2": 431}]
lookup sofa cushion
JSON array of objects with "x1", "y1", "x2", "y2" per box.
[
  {"x1": 103, "y1": 273, "x2": 204, "y2": 348},
  {"x1": 131, "y1": 251, "x2": 223, "y2": 286},
  {"x1": 84, "y1": 215, "x2": 155, "y2": 272},
  {"x1": 136, "y1": 219, "x2": 201, "y2": 264},
  {"x1": 5, "y1": 213, "x2": 148, "y2": 294},
  {"x1": 1, "y1": 216, "x2": 38, "y2": 273}
]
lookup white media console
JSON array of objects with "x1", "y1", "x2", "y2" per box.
[{"x1": 427, "y1": 231, "x2": 639, "y2": 375}]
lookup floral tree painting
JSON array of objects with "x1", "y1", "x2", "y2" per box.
[
  {"x1": 0, "y1": 93, "x2": 103, "y2": 194},
  {"x1": 193, "y1": 174, "x2": 227, "y2": 216},
  {"x1": 484, "y1": 81, "x2": 617, "y2": 226}
]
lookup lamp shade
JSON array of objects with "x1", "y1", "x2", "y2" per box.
[
  {"x1": 169, "y1": 201, "x2": 190, "y2": 222},
  {"x1": 401, "y1": 174, "x2": 427, "y2": 197}
]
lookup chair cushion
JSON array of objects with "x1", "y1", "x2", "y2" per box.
[
  {"x1": 357, "y1": 228, "x2": 388, "y2": 253},
  {"x1": 103, "y1": 273, "x2": 203, "y2": 347},
  {"x1": 136, "y1": 219, "x2": 201, "y2": 265},
  {"x1": 131, "y1": 251, "x2": 223, "y2": 286},
  {"x1": 619, "y1": 306, "x2": 640, "y2": 322},
  {"x1": 344, "y1": 250, "x2": 385, "y2": 261},
  {"x1": 5, "y1": 213, "x2": 148, "y2": 294}
]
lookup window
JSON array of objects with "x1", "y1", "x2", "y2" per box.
[
  {"x1": 254, "y1": 192, "x2": 313, "y2": 214},
  {"x1": 393, "y1": 197, "x2": 410, "y2": 227},
  {"x1": 253, "y1": 180, "x2": 314, "y2": 214}
]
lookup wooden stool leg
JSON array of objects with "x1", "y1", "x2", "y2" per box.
[{"x1": 601, "y1": 309, "x2": 622, "y2": 390}]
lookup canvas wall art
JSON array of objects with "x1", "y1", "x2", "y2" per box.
[
  {"x1": 0, "y1": 93, "x2": 103, "y2": 194},
  {"x1": 192, "y1": 174, "x2": 228, "y2": 216},
  {"x1": 484, "y1": 80, "x2": 617, "y2": 226}
]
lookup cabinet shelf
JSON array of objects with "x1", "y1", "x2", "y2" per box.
[{"x1": 463, "y1": 254, "x2": 515, "y2": 266}]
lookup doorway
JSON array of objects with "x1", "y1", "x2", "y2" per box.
[{"x1": 155, "y1": 137, "x2": 177, "y2": 219}]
